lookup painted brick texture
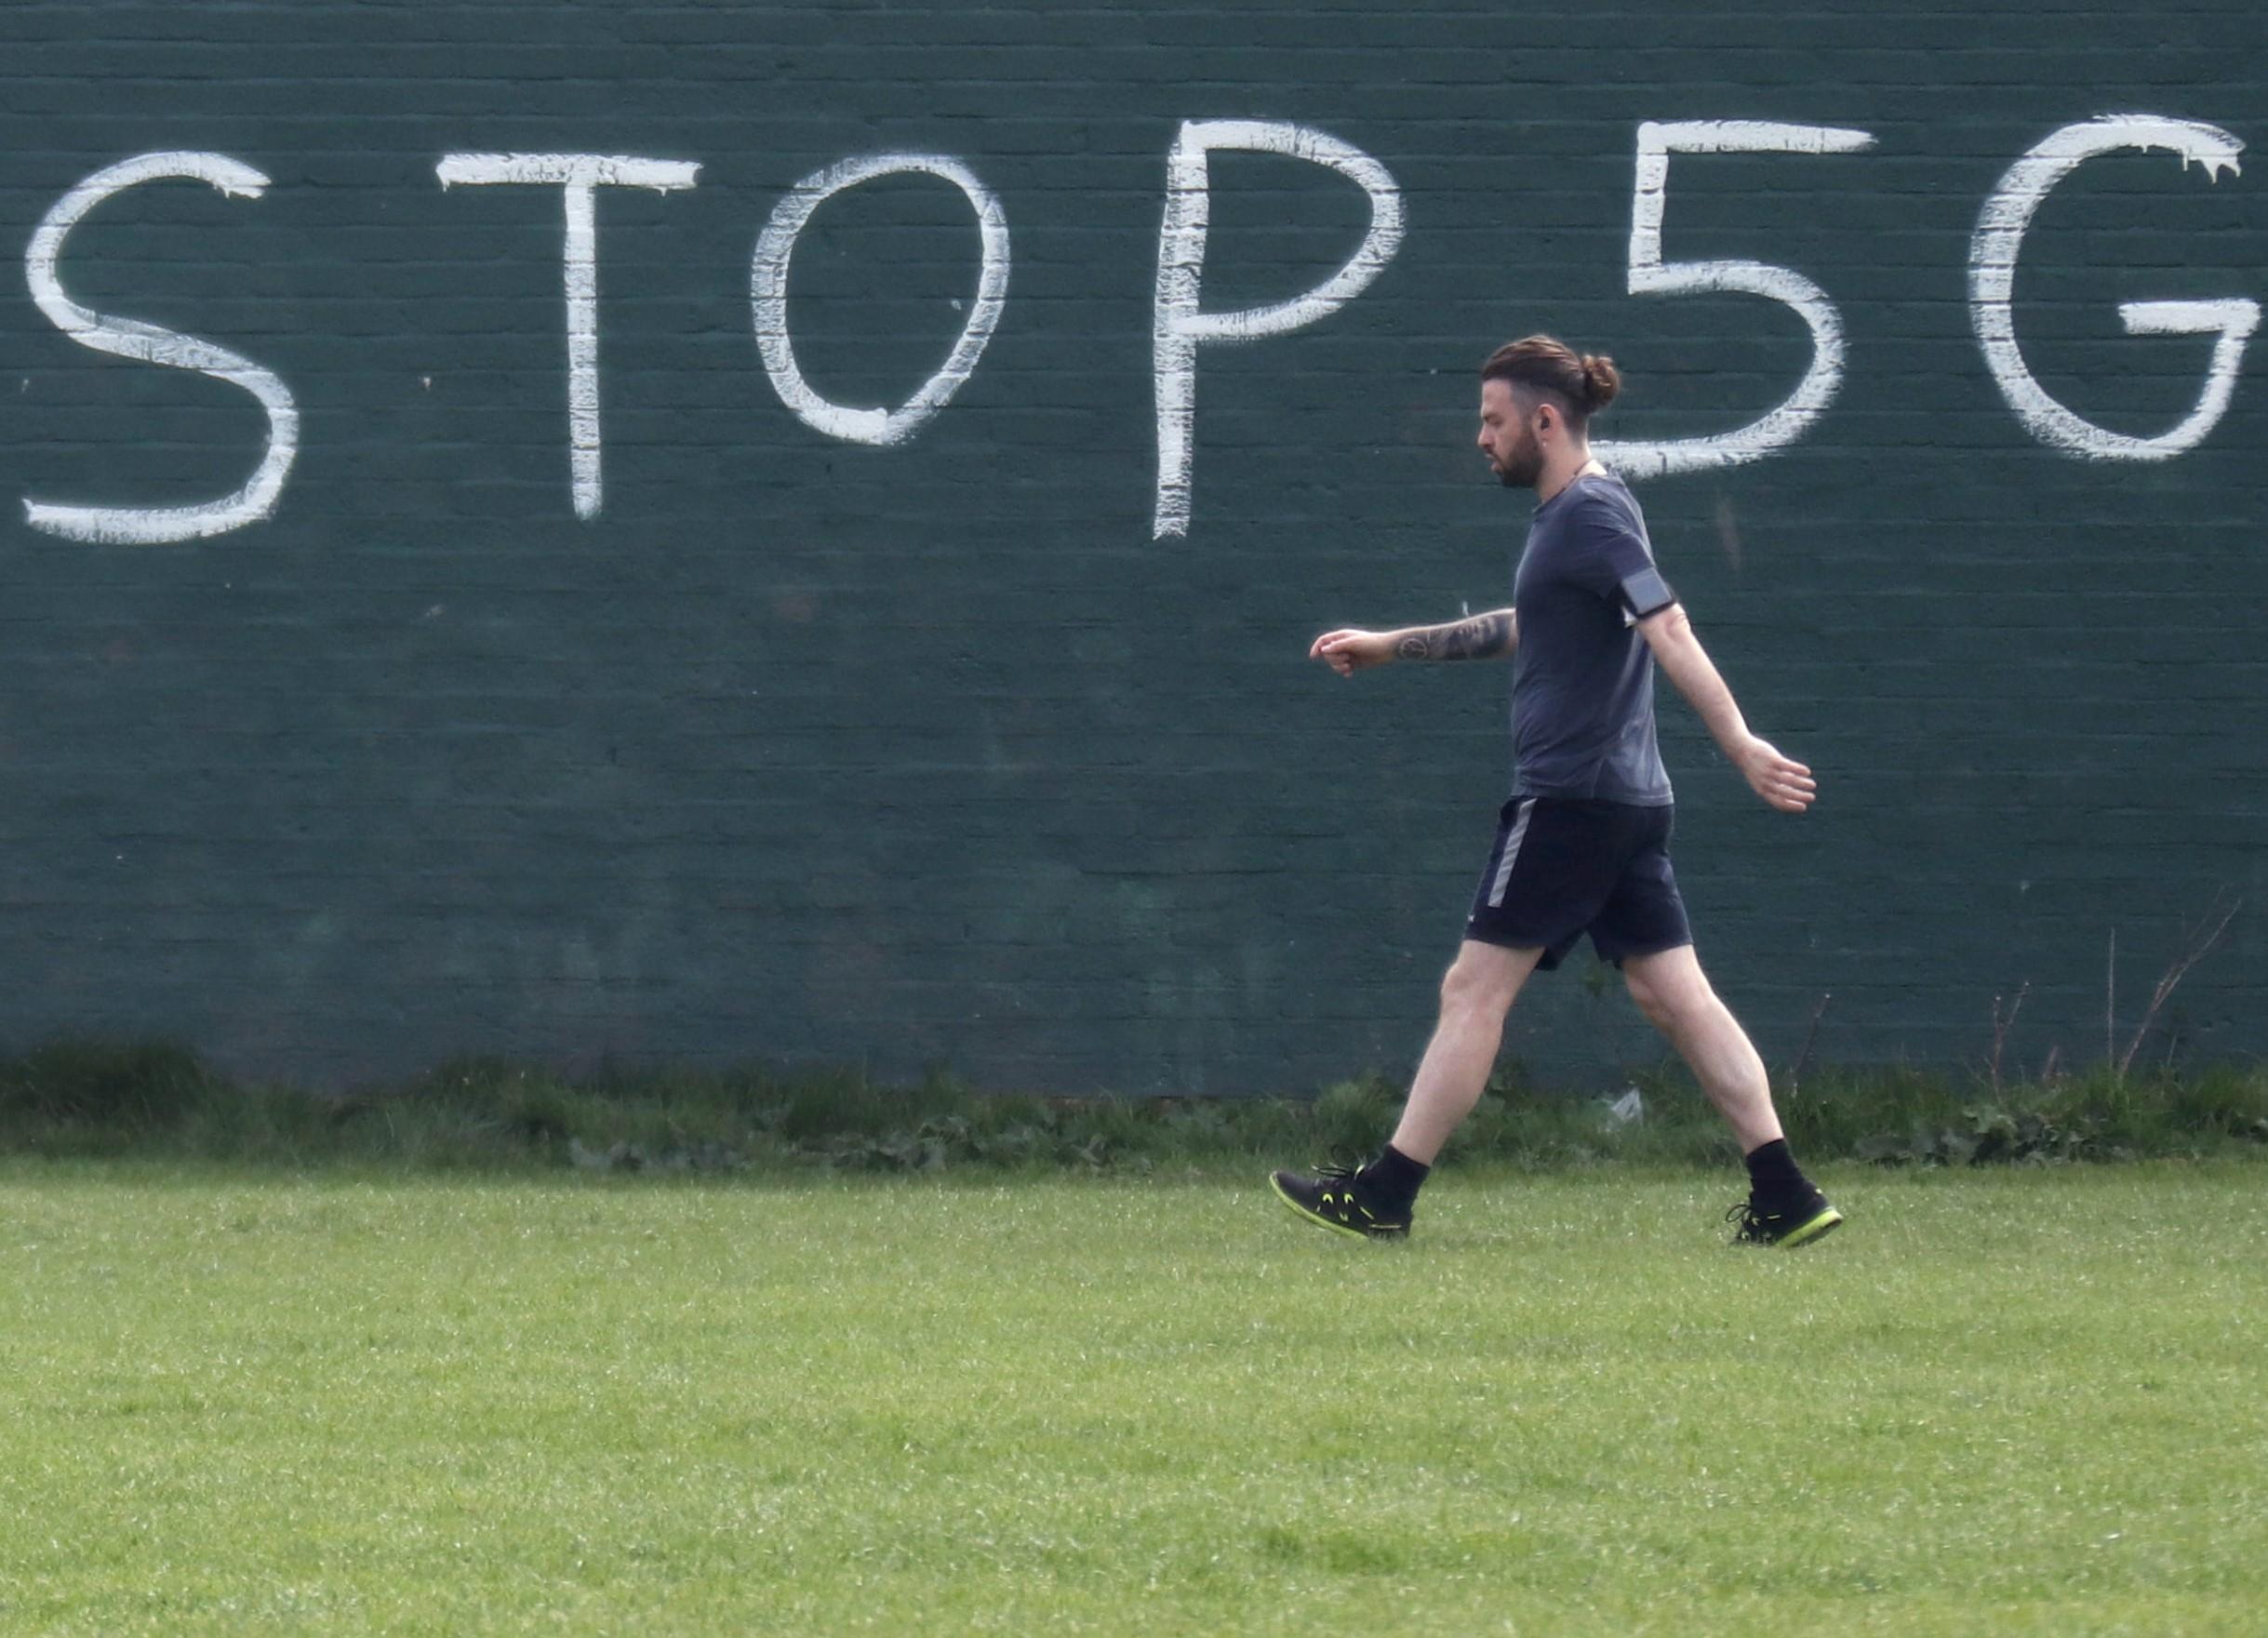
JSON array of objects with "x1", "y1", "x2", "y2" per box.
[{"x1": 0, "y1": 1, "x2": 2261, "y2": 1091}]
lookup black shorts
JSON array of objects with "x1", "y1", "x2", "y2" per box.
[{"x1": 1464, "y1": 796, "x2": 1693, "y2": 970}]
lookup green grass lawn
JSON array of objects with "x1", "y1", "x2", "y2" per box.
[{"x1": 2, "y1": 1161, "x2": 2262, "y2": 1636}]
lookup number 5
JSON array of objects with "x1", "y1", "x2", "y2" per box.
[{"x1": 1595, "y1": 121, "x2": 1875, "y2": 481}]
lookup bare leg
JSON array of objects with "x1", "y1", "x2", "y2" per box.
[
  {"x1": 1387, "y1": 939, "x2": 1545, "y2": 1164},
  {"x1": 1621, "y1": 944, "x2": 1783, "y2": 1152}
]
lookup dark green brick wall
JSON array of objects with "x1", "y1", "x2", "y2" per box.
[{"x1": 0, "y1": 1, "x2": 2261, "y2": 1089}]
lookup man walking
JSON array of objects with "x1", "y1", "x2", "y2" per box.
[{"x1": 1269, "y1": 336, "x2": 1842, "y2": 1248}]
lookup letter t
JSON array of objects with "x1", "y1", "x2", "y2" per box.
[{"x1": 436, "y1": 153, "x2": 700, "y2": 518}]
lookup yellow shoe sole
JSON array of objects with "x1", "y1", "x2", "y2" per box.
[{"x1": 1775, "y1": 1205, "x2": 1845, "y2": 1248}]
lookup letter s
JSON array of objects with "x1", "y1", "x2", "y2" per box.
[{"x1": 24, "y1": 152, "x2": 299, "y2": 543}]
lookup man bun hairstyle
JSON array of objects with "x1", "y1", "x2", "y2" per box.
[
  {"x1": 1481, "y1": 335, "x2": 1621, "y2": 419},
  {"x1": 1579, "y1": 351, "x2": 1621, "y2": 412}
]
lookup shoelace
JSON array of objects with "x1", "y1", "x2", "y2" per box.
[{"x1": 1312, "y1": 1164, "x2": 1369, "y2": 1222}]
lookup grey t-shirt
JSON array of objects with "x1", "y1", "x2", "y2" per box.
[{"x1": 1509, "y1": 470, "x2": 1675, "y2": 806}]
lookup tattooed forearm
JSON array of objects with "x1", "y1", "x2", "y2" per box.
[{"x1": 1394, "y1": 609, "x2": 1517, "y2": 662}]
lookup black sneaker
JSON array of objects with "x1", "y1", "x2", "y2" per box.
[
  {"x1": 1269, "y1": 1165, "x2": 1411, "y2": 1241},
  {"x1": 1728, "y1": 1191, "x2": 1844, "y2": 1248}
]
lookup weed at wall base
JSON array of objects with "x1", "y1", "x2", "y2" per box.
[{"x1": 0, "y1": 1041, "x2": 2263, "y2": 1175}]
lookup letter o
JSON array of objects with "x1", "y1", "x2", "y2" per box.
[{"x1": 751, "y1": 153, "x2": 1010, "y2": 446}]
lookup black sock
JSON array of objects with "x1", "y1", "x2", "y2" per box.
[
  {"x1": 1359, "y1": 1143, "x2": 1431, "y2": 1208},
  {"x1": 1743, "y1": 1139, "x2": 1812, "y2": 1205}
]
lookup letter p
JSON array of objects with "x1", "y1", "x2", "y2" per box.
[{"x1": 1152, "y1": 122, "x2": 1405, "y2": 539}]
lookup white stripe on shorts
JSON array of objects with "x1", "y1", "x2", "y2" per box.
[{"x1": 1487, "y1": 799, "x2": 1536, "y2": 909}]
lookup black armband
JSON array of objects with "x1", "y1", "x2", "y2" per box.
[{"x1": 1619, "y1": 566, "x2": 1676, "y2": 619}]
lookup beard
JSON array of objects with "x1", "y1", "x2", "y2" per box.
[{"x1": 1494, "y1": 430, "x2": 1543, "y2": 488}]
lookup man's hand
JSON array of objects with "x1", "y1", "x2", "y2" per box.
[
  {"x1": 1637, "y1": 606, "x2": 1813, "y2": 814},
  {"x1": 1734, "y1": 735, "x2": 1816, "y2": 813},
  {"x1": 1310, "y1": 628, "x2": 1397, "y2": 676}
]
